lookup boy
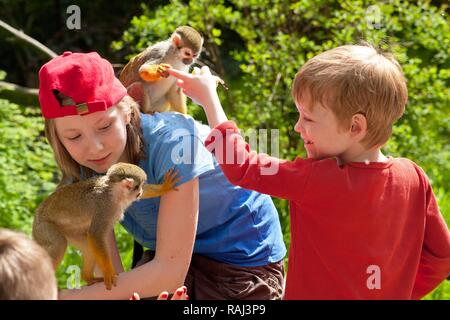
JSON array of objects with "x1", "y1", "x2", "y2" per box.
[
  {"x1": 0, "y1": 228, "x2": 57, "y2": 299},
  {"x1": 168, "y1": 44, "x2": 450, "y2": 299}
]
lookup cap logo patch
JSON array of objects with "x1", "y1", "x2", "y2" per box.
[{"x1": 76, "y1": 103, "x2": 89, "y2": 115}]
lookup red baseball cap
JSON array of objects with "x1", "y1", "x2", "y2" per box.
[{"x1": 38, "y1": 51, "x2": 127, "y2": 119}]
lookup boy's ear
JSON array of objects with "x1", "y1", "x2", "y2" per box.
[{"x1": 350, "y1": 113, "x2": 367, "y2": 140}]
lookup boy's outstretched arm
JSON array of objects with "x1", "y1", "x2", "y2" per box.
[
  {"x1": 205, "y1": 120, "x2": 311, "y2": 201},
  {"x1": 168, "y1": 67, "x2": 311, "y2": 201},
  {"x1": 168, "y1": 67, "x2": 228, "y2": 128}
]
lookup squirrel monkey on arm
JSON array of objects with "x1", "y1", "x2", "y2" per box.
[
  {"x1": 119, "y1": 26, "x2": 203, "y2": 115},
  {"x1": 32, "y1": 163, "x2": 179, "y2": 290}
]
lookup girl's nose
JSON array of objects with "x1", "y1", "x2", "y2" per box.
[{"x1": 89, "y1": 136, "x2": 104, "y2": 153}]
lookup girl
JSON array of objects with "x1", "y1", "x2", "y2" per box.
[{"x1": 38, "y1": 51, "x2": 286, "y2": 299}]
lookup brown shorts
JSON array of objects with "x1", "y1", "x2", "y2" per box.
[{"x1": 134, "y1": 250, "x2": 285, "y2": 300}]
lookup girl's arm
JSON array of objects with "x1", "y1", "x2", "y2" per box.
[{"x1": 59, "y1": 178, "x2": 199, "y2": 299}]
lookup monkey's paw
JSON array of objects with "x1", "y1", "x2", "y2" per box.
[
  {"x1": 141, "y1": 168, "x2": 181, "y2": 198},
  {"x1": 103, "y1": 273, "x2": 118, "y2": 291},
  {"x1": 157, "y1": 63, "x2": 172, "y2": 78},
  {"x1": 139, "y1": 63, "x2": 171, "y2": 82},
  {"x1": 161, "y1": 168, "x2": 181, "y2": 192}
]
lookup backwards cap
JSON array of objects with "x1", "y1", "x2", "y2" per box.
[{"x1": 38, "y1": 51, "x2": 127, "y2": 119}]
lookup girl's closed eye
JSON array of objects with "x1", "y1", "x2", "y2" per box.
[
  {"x1": 67, "y1": 134, "x2": 81, "y2": 141},
  {"x1": 99, "y1": 122, "x2": 112, "y2": 131}
]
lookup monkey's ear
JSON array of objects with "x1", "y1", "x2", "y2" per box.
[
  {"x1": 126, "y1": 82, "x2": 144, "y2": 104},
  {"x1": 121, "y1": 178, "x2": 134, "y2": 190},
  {"x1": 172, "y1": 33, "x2": 182, "y2": 47}
]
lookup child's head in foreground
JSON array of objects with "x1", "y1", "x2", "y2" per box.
[
  {"x1": 0, "y1": 228, "x2": 57, "y2": 300},
  {"x1": 291, "y1": 44, "x2": 408, "y2": 163}
]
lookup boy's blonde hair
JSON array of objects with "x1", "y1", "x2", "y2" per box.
[
  {"x1": 0, "y1": 228, "x2": 57, "y2": 300},
  {"x1": 44, "y1": 95, "x2": 145, "y2": 184},
  {"x1": 292, "y1": 44, "x2": 408, "y2": 149}
]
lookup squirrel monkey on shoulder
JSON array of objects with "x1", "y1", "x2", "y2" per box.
[
  {"x1": 32, "y1": 163, "x2": 179, "y2": 290},
  {"x1": 119, "y1": 26, "x2": 203, "y2": 115}
]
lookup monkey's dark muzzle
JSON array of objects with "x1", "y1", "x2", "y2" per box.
[{"x1": 182, "y1": 58, "x2": 193, "y2": 65}]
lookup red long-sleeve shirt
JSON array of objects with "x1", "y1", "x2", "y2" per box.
[{"x1": 205, "y1": 121, "x2": 450, "y2": 299}]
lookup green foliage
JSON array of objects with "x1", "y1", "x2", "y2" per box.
[{"x1": 0, "y1": 99, "x2": 57, "y2": 233}]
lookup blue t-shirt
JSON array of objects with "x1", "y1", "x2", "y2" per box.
[{"x1": 121, "y1": 112, "x2": 286, "y2": 267}]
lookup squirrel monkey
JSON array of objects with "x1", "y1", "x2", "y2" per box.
[
  {"x1": 32, "y1": 163, "x2": 179, "y2": 290},
  {"x1": 119, "y1": 26, "x2": 203, "y2": 115}
]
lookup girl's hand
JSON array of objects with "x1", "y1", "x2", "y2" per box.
[
  {"x1": 158, "y1": 286, "x2": 189, "y2": 300},
  {"x1": 129, "y1": 292, "x2": 140, "y2": 300},
  {"x1": 129, "y1": 286, "x2": 188, "y2": 300},
  {"x1": 168, "y1": 66, "x2": 219, "y2": 109}
]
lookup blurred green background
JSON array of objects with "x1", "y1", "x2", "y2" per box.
[{"x1": 0, "y1": 0, "x2": 448, "y2": 299}]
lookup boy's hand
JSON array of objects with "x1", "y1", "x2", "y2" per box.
[
  {"x1": 192, "y1": 67, "x2": 227, "y2": 89},
  {"x1": 168, "y1": 66, "x2": 229, "y2": 128},
  {"x1": 168, "y1": 66, "x2": 219, "y2": 108}
]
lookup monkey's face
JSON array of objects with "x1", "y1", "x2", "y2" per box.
[
  {"x1": 108, "y1": 163, "x2": 147, "y2": 202},
  {"x1": 119, "y1": 180, "x2": 145, "y2": 210},
  {"x1": 178, "y1": 47, "x2": 198, "y2": 65}
]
